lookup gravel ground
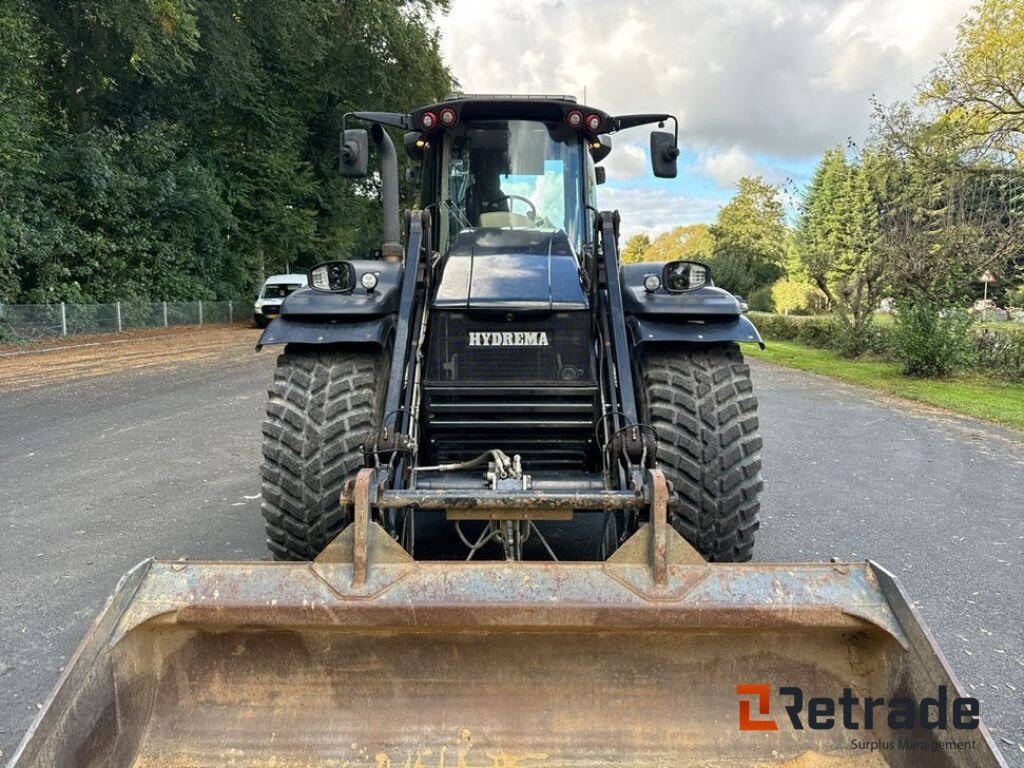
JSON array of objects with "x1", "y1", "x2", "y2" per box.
[{"x1": 0, "y1": 330, "x2": 1020, "y2": 763}]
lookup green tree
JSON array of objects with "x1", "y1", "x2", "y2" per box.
[
  {"x1": 872, "y1": 107, "x2": 1024, "y2": 307},
  {"x1": 0, "y1": 0, "x2": 45, "y2": 299},
  {"x1": 797, "y1": 148, "x2": 848, "y2": 294},
  {"x1": 708, "y1": 177, "x2": 787, "y2": 298},
  {"x1": 921, "y1": 0, "x2": 1024, "y2": 162},
  {"x1": 621, "y1": 233, "x2": 651, "y2": 263},
  {"x1": 770, "y1": 279, "x2": 827, "y2": 315},
  {"x1": 644, "y1": 224, "x2": 715, "y2": 263},
  {"x1": 796, "y1": 149, "x2": 885, "y2": 354},
  {"x1": 4, "y1": 0, "x2": 452, "y2": 304}
]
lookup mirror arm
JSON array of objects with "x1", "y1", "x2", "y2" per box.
[
  {"x1": 348, "y1": 111, "x2": 412, "y2": 130},
  {"x1": 611, "y1": 113, "x2": 678, "y2": 141}
]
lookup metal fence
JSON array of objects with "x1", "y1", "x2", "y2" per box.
[{"x1": 0, "y1": 300, "x2": 249, "y2": 341}]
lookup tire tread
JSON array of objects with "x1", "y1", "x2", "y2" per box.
[
  {"x1": 641, "y1": 344, "x2": 762, "y2": 561},
  {"x1": 260, "y1": 349, "x2": 382, "y2": 560}
]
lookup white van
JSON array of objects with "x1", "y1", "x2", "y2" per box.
[{"x1": 253, "y1": 273, "x2": 308, "y2": 328}]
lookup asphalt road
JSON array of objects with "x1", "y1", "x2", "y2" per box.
[{"x1": 0, "y1": 333, "x2": 1021, "y2": 764}]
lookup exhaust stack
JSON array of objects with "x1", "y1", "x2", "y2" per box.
[{"x1": 371, "y1": 123, "x2": 402, "y2": 262}]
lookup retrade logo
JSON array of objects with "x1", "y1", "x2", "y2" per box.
[
  {"x1": 737, "y1": 684, "x2": 778, "y2": 731},
  {"x1": 736, "y1": 685, "x2": 980, "y2": 731}
]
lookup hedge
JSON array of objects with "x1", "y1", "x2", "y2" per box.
[{"x1": 748, "y1": 312, "x2": 1024, "y2": 381}]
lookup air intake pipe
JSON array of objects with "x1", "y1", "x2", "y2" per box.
[{"x1": 371, "y1": 123, "x2": 402, "y2": 262}]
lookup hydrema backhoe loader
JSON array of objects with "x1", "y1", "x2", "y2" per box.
[
  {"x1": 10, "y1": 95, "x2": 1009, "y2": 768},
  {"x1": 258, "y1": 95, "x2": 764, "y2": 564}
]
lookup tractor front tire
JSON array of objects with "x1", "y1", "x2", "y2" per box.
[
  {"x1": 641, "y1": 344, "x2": 762, "y2": 562},
  {"x1": 260, "y1": 348, "x2": 385, "y2": 560}
]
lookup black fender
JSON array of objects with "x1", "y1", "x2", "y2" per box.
[
  {"x1": 256, "y1": 315, "x2": 395, "y2": 351},
  {"x1": 627, "y1": 315, "x2": 764, "y2": 349}
]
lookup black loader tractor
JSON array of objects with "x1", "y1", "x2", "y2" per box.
[{"x1": 256, "y1": 94, "x2": 764, "y2": 563}]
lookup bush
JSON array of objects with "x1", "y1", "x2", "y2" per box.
[
  {"x1": 748, "y1": 286, "x2": 775, "y2": 313},
  {"x1": 1004, "y1": 285, "x2": 1024, "y2": 308},
  {"x1": 829, "y1": 315, "x2": 892, "y2": 358},
  {"x1": 751, "y1": 309, "x2": 1023, "y2": 381},
  {"x1": 750, "y1": 312, "x2": 889, "y2": 354},
  {"x1": 973, "y1": 327, "x2": 1024, "y2": 381},
  {"x1": 889, "y1": 303, "x2": 974, "y2": 377},
  {"x1": 748, "y1": 312, "x2": 831, "y2": 348}
]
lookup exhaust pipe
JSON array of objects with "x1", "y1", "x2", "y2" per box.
[{"x1": 371, "y1": 123, "x2": 402, "y2": 262}]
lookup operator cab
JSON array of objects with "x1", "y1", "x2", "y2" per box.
[
  {"x1": 409, "y1": 101, "x2": 603, "y2": 471},
  {"x1": 437, "y1": 117, "x2": 593, "y2": 256}
]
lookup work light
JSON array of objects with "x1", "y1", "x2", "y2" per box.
[{"x1": 663, "y1": 261, "x2": 709, "y2": 292}]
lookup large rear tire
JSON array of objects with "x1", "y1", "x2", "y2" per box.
[
  {"x1": 260, "y1": 348, "x2": 385, "y2": 560},
  {"x1": 640, "y1": 344, "x2": 762, "y2": 561}
]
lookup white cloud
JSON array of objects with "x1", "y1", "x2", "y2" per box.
[
  {"x1": 601, "y1": 140, "x2": 649, "y2": 180},
  {"x1": 596, "y1": 186, "x2": 722, "y2": 239},
  {"x1": 692, "y1": 147, "x2": 771, "y2": 189},
  {"x1": 439, "y1": 0, "x2": 971, "y2": 161}
]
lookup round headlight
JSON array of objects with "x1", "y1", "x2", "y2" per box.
[
  {"x1": 361, "y1": 272, "x2": 379, "y2": 292},
  {"x1": 643, "y1": 274, "x2": 662, "y2": 293}
]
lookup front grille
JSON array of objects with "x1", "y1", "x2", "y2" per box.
[
  {"x1": 422, "y1": 385, "x2": 599, "y2": 470},
  {"x1": 425, "y1": 311, "x2": 593, "y2": 384}
]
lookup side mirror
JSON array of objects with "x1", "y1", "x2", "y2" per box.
[
  {"x1": 339, "y1": 129, "x2": 368, "y2": 177},
  {"x1": 650, "y1": 131, "x2": 679, "y2": 178},
  {"x1": 595, "y1": 167, "x2": 606, "y2": 185},
  {"x1": 404, "y1": 131, "x2": 428, "y2": 161},
  {"x1": 588, "y1": 134, "x2": 612, "y2": 163}
]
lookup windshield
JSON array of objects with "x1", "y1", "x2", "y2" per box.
[
  {"x1": 442, "y1": 120, "x2": 584, "y2": 252},
  {"x1": 261, "y1": 283, "x2": 303, "y2": 300}
]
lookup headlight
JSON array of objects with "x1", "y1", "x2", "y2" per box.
[
  {"x1": 360, "y1": 272, "x2": 379, "y2": 291},
  {"x1": 643, "y1": 274, "x2": 662, "y2": 293},
  {"x1": 663, "y1": 260, "x2": 710, "y2": 292},
  {"x1": 308, "y1": 261, "x2": 354, "y2": 292}
]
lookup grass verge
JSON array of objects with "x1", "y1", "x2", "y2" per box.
[{"x1": 746, "y1": 340, "x2": 1024, "y2": 432}]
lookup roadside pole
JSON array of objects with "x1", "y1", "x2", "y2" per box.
[
  {"x1": 198, "y1": 300, "x2": 203, "y2": 326},
  {"x1": 60, "y1": 302, "x2": 67, "y2": 336},
  {"x1": 163, "y1": 301, "x2": 168, "y2": 328},
  {"x1": 115, "y1": 301, "x2": 122, "y2": 333}
]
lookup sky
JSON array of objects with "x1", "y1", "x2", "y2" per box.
[{"x1": 438, "y1": 0, "x2": 974, "y2": 238}]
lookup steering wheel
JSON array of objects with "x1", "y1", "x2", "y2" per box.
[{"x1": 485, "y1": 194, "x2": 537, "y2": 221}]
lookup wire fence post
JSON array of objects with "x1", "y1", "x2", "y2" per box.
[
  {"x1": 115, "y1": 301, "x2": 122, "y2": 333},
  {"x1": 162, "y1": 301, "x2": 168, "y2": 327},
  {"x1": 228, "y1": 300, "x2": 233, "y2": 324},
  {"x1": 198, "y1": 300, "x2": 203, "y2": 326},
  {"x1": 60, "y1": 302, "x2": 67, "y2": 336}
]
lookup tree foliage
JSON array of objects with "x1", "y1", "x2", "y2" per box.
[
  {"x1": 708, "y1": 177, "x2": 787, "y2": 299},
  {"x1": 921, "y1": 0, "x2": 1024, "y2": 163},
  {"x1": 620, "y1": 225, "x2": 716, "y2": 265},
  {"x1": 771, "y1": 279, "x2": 827, "y2": 315},
  {"x1": 796, "y1": 147, "x2": 887, "y2": 354},
  {"x1": 0, "y1": 0, "x2": 451, "y2": 303},
  {"x1": 620, "y1": 233, "x2": 651, "y2": 263},
  {"x1": 646, "y1": 224, "x2": 715, "y2": 263},
  {"x1": 871, "y1": 106, "x2": 1024, "y2": 308}
]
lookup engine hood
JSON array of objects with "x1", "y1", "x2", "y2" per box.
[{"x1": 433, "y1": 229, "x2": 589, "y2": 311}]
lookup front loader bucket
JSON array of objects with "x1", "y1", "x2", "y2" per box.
[{"x1": 11, "y1": 474, "x2": 1008, "y2": 768}]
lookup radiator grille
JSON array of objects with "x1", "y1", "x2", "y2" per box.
[
  {"x1": 422, "y1": 386, "x2": 599, "y2": 470},
  {"x1": 424, "y1": 311, "x2": 593, "y2": 384}
]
